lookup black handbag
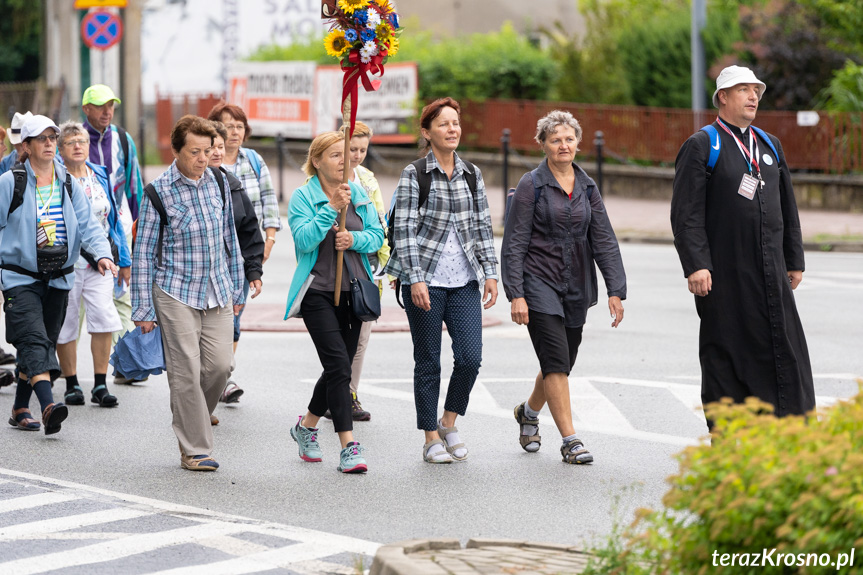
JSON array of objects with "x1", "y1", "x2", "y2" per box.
[
  {"x1": 36, "y1": 244, "x2": 69, "y2": 274},
  {"x1": 344, "y1": 255, "x2": 380, "y2": 322}
]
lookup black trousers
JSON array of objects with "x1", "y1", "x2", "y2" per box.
[
  {"x1": 4, "y1": 282, "x2": 69, "y2": 380},
  {"x1": 300, "y1": 289, "x2": 362, "y2": 433}
]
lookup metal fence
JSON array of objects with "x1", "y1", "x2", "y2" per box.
[
  {"x1": 0, "y1": 81, "x2": 65, "y2": 124},
  {"x1": 459, "y1": 99, "x2": 863, "y2": 173}
]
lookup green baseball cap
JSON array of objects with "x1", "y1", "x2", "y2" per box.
[{"x1": 82, "y1": 84, "x2": 121, "y2": 106}]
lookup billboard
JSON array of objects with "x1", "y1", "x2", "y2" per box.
[{"x1": 228, "y1": 61, "x2": 418, "y2": 141}]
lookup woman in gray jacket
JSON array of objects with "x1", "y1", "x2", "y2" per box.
[{"x1": 501, "y1": 110, "x2": 627, "y2": 465}]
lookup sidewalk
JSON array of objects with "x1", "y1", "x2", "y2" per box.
[{"x1": 145, "y1": 163, "x2": 863, "y2": 251}]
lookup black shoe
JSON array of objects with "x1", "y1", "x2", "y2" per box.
[
  {"x1": 0, "y1": 369, "x2": 14, "y2": 388},
  {"x1": 0, "y1": 349, "x2": 16, "y2": 366},
  {"x1": 351, "y1": 393, "x2": 370, "y2": 421}
]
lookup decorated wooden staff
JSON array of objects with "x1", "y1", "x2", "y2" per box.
[{"x1": 322, "y1": 0, "x2": 401, "y2": 305}]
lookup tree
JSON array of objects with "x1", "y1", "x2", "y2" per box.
[{"x1": 0, "y1": 0, "x2": 42, "y2": 82}]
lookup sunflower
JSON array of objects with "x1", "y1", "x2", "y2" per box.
[
  {"x1": 386, "y1": 36, "x2": 399, "y2": 57},
  {"x1": 373, "y1": 0, "x2": 393, "y2": 13},
  {"x1": 338, "y1": 0, "x2": 370, "y2": 15},
  {"x1": 375, "y1": 22, "x2": 393, "y2": 43},
  {"x1": 324, "y1": 29, "x2": 351, "y2": 58}
]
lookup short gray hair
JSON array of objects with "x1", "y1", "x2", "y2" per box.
[
  {"x1": 58, "y1": 120, "x2": 87, "y2": 147},
  {"x1": 535, "y1": 110, "x2": 582, "y2": 149}
]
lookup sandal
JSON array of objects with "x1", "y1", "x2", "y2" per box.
[
  {"x1": 514, "y1": 402, "x2": 541, "y2": 452},
  {"x1": 90, "y1": 385, "x2": 118, "y2": 407},
  {"x1": 181, "y1": 454, "x2": 219, "y2": 471},
  {"x1": 561, "y1": 437, "x2": 594, "y2": 464},
  {"x1": 219, "y1": 381, "x2": 243, "y2": 404},
  {"x1": 64, "y1": 386, "x2": 85, "y2": 406},
  {"x1": 42, "y1": 402, "x2": 68, "y2": 435},
  {"x1": 436, "y1": 421, "x2": 468, "y2": 461},
  {"x1": 423, "y1": 439, "x2": 453, "y2": 464},
  {"x1": 8, "y1": 407, "x2": 40, "y2": 431}
]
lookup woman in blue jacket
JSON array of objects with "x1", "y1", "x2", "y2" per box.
[
  {"x1": 55, "y1": 121, "x2": 131, "y2": 409},
  {"x1": 0, "y1": 115, "x2": 116, "y2": 435},
  {"x1": 285, "y1": 131, "x2": 383, "y2": 474}
]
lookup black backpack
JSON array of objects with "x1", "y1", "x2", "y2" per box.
[
  {"x1": 503, "y1": 168, "x2": 594, "y2": 226},
  {"x1": 144, "y1": 167, "x2": 227, "y2": 266},
  {"x1": 386, "y1": 157, "x2": 477, "y2": 307}
]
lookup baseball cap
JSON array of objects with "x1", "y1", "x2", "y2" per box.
[
  {"x1": 712, "y1": 65, "x2": 766, "y2": 108},
  {"x1": 82, "y1": 84, "x2": 121, "y2": 106},
  {"x1": 20, "y1": 115, "x2": 60, "y2": 142},
  {"x1": 9, "y1": 111, "x2": 34, "y2": 145}
]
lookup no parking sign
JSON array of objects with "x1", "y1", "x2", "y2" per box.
[{"x1": 81, "y1": 10, "x2": 123, "y2": 50}]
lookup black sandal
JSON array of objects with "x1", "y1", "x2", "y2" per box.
[
  {"x1": 42, "y1": 402, "x2": 68, "y2": 435},
  {"x1": 91, "y1": 385, "x2": 118, "y2": 407},
  {"x1": 64, "y1": 386, "x2": 85, "y2": 405}
]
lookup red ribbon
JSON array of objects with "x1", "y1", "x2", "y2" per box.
[{"x1": 341, "y1": 49, "x2": 387, "y2": 137}]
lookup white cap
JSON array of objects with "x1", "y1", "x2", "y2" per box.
[
  {"x1": 712, "y1": 65, "x2": 766, "y2": 108},
  {"x1": 20, "y1": 115, "x2": 60, "y2": 142},
  {"x1": 9, "y1": 111, "x2": 34, "y2": 145}
]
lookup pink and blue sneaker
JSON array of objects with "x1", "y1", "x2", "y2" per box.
[
  {"x1": 290, "y1": 416, "x2": 323, "y2": 462},
  {"x1": 338, "y1": 442, "x2": 367, "y2": 474}
]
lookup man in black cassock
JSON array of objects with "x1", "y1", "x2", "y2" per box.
[{"x1": 671, "y1": 65, "x2": 815, "y2": 421}]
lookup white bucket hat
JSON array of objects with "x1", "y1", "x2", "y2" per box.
[
  {"x1": 9, "y1": 111, "x2": 34, "y2": 145},
  {"x1": 20, "y1": 115, "x2": 60, "y2": 142},
  {"x1": 712, "y1": 65, "x2": 766, "y2": 108}
]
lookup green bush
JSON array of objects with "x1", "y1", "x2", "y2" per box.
[
  {"x1": 584, "y1": 389, "x2": 863, "y2": 575},
  {"x1": 248, "y1": 23, "x2": 558, "y2": 104}
]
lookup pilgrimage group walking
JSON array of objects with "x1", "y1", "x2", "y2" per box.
[{"x1": 0, "y1": 66, "x2": 815, "y2": 472}]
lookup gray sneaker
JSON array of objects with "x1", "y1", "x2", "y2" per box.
[{"x1": 289, "y1": 416, "x2": 323, "y2": 462}]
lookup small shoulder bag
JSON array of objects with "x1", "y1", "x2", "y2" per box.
[{"x1": 343, "y1": 254, "x2": 381, "y2": 322}]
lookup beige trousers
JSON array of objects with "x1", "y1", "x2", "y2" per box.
[
  {"x1": 153, "y1": 285, "x2": 233, "y2": 457},
  {"x1": 349, "y1": 320, "x2": 373, "y2": 394}
]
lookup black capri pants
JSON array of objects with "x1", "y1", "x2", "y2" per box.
[
  {"x1": 526, "y1": 309, "x2": 583, "y2": 377},
  {"x1": 4, "y1": 282, "x2": 69, "y2": 380}
]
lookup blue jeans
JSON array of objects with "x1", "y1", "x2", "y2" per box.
[
  {"x1": 232, "y1": 279, "x2": 250, "y2": 342},
  {"x1": 402, "y1": 281, "x2": 483, "y2": 431}
]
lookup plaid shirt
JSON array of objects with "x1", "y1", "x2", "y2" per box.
[
  {"x1": 384, "y1": 151, "x2": 498, "y2": 284},
  {"x1": 226, "y1": 148, "x2": 281, "y2": 231},
  {"x1": 132, "y1": 163, "x2": 245, "y2": 322}
]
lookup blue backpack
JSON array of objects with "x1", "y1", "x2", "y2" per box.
[
  {"x1": 700, "y1": 124, "x2": 780, "y2": 173},
  {"x1": 245, "y1": 148, "x2": 262, "y2": 179}
]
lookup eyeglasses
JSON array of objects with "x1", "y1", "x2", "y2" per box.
[
  {"x1": 225, "y1": 124, "x2": 245, "y2": 132},
  {"x1": 63, "y1": 138, "x2": 89, "y2": 147},
  {"x1": 32, "y1": 134, "x2": 59, "y2": 143}
]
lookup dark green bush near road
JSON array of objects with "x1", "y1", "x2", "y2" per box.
[{"x1": 584, "y1": 389, "x2": 863, "y2": 575}]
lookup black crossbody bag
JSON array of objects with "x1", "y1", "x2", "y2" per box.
[{"x1": 343, "y1": 255, "x2": 380, "y2": 322}]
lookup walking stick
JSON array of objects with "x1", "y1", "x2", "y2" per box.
[{"x1": 333, "y1": 97, "x2": 351, "y2": 306}]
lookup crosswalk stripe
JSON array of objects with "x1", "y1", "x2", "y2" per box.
[
  {"x1": 570, "y1": 377, "x2": 635, "y2": 431},
  {"x1": 0, "y1": 507, "x2": 150, "y2": 542},
  {"x1": 0, "y1": 491, "x2": 79, "y2": 514},
  {"x1": 0, "y1": 520, "x2": 257, "y2": 574},
  {"x1": 144, "y1": 540, "x2": 377, "y2": 575}
]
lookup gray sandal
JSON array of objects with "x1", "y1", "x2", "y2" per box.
[
  {"x1": 437, "y1": 422, "x2": 468, "y2": 461},
  {"x1": 423, "y1": 439, "x2": 453, "y2": 464},
  {"x1": 561, "y1": 437, "x2": 594, "y2": 464},
  {"x1": 514, "y1": 402, "x2": 541, "y2": 452}
]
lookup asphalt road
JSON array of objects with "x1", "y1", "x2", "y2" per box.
[{"x1": 1, "y1": 235, "x2": 861, "y2": 574}]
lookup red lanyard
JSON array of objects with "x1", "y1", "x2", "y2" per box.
[{"x1": 717, "y1": 119, "x2": 760, "y2": 176}]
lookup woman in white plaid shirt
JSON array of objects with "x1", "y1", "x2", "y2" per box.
[{"x1": 384, "y1": 97, "x2": 499, "y2": 464}]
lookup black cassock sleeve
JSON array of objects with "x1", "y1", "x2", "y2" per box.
[
  {"x1": 771, "y1": 135, "x2": 805, "y2": 273},
  {"x1": 671, "y1": 131, "x2": 713, "y2": 278}
]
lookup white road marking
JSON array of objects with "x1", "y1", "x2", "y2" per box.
[
  {"x1": 0, "y1": 507, "x2": 151, "y2": 542},
  {"x1": 0, "y1": 491, "x2": 79, "y2": 514},
  {"x1": 570, "y1": 377, "x2": 635, "y2": 431},
  {"x1": 0, "y1": 468, "x2": 380, "y2": 575}
]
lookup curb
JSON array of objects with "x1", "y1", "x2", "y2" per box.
[{"x1": 370, "y1": 537, "x2": 592, "y2": 575}]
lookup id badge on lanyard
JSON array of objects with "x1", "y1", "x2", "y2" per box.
[{"x1": 717, "y1": 120, "x2": 764, "y2": 200}]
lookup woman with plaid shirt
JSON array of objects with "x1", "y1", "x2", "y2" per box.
[
  {"x1": 132, "y1": 116, "x2": 245, "y2": 472},
  {"x1": 384, "y1": 97, "x2": 499, "y2": 464}
]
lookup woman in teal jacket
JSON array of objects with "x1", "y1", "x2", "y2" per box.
[{"x1": 285, "y1": 131, "x2": 383, "y2": 474}]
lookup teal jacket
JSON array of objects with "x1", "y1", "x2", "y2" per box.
[{"x1": 285, "y1": 176, "x2": 384, "y2": 319}]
